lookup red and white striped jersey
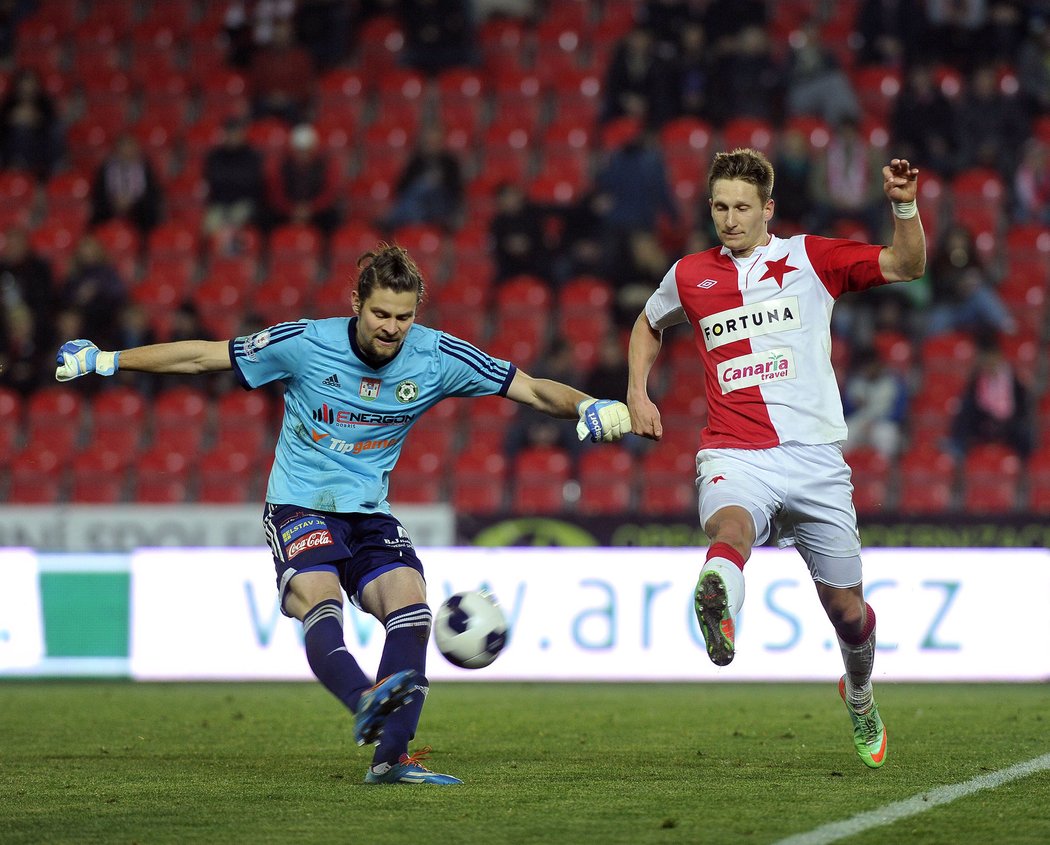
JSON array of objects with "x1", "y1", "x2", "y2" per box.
[{"x1": 645, "y1": 233, "x2": 887, "y2": 450}]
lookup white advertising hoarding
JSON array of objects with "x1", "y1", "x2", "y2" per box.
[
  {"x1": 0, "y1": 549, "x2": 44, "y2": 671},
  {"x1": 129, "y1": 547, "x2": 1050, "y2": 682}
]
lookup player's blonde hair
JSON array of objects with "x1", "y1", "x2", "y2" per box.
[
  {"x1": 708, "y1": 148, "x2": 775, "y2": 204},
  {"x1": 356, "y1": 243, "x2": 427, "y2": 304}
]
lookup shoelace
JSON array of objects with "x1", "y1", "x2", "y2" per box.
[
  {"x1": 402, "y1": 745, "x2": 435, "y2": 770},
  {"x1": 858, "y1": 711, "x2": 881, "y2": 745}
]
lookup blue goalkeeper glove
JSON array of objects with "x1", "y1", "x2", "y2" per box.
[
  {"x1": 55, "y1": 339, "x2": 120, "y2": 382},
  {"x1": 576, "y1": 398, "x2": 631, "y2": 443}
]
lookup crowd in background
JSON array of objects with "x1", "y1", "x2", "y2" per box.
[{"x1": 0, "y1": 0, "x2": 1048, "y2": 511}]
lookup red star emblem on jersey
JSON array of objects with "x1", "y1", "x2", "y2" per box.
[
  {"x1": 758, "y1": 255, "x2": 798, "y2": 287},
  {"x1": 711, "y1": 475, "x2": 726, "y2": 484}
]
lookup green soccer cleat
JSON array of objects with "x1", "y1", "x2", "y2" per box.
[
  {"x1": 838, "y1": 675, "x2": 888, "y2": 768},
  {"x1": 364, "y1": 746, "x2": 463, "y2": 785},
  {"x1": 694, "y1": 570, "x2": 735, "y2": 666}
]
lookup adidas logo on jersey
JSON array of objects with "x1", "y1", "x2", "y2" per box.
[{"x1": 322, "y1": 374, "x2": 341, "y2": 387}]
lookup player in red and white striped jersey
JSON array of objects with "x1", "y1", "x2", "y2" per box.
[{"x1": 627, "y1": 149, "x2": 925, "y2": 768}]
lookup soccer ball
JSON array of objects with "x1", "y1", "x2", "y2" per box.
[{"x1": 434, "y1": 590, "x2": 508, "y2": 669}]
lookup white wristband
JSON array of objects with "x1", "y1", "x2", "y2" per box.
[{"x1": 891, "y1": 199, "x2": 917, "y2": 219}]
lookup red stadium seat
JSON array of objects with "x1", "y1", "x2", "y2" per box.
[
  {"x1": 91, "y1": 386, "x2": 148, "y2": 450},
  {"x1": 721, "y1": 117, "x2": 775, "y2": 155},
  {"x1": 69, "y1": 448, "x2": 129, "y2": 503},
  {"x1": 576, "y1": 446, "x2": 635, "y2": 515},
  {"x1": 845, "y1": 446, "x2": 892, "y2": 514},
  {"x1": 27, "y1": 387, "x2": 84, "y2": 453},
  {"x1": 962, "y1": 444, "x2": 1022, "y2": 514},
  {"x1": 450, "y1": 444, "x2": 508, "y2": 514},
  {"x1": 7, "y1": 447, "x2": 66, "y2": 503}
]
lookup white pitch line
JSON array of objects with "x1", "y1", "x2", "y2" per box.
[{"x1": 773, "y1": 752, "x2": 1050, "y2": 845}]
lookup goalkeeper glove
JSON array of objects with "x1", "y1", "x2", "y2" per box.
[
  {"x1": 576, "y1": 398, "x2": 631, "y2": 443},
  {"x1": 55, "y1": 339, "x2": 120, "y2": 382}
]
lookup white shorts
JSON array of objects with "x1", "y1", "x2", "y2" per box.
[{"x1": 695, "y1": 442, "x2": 863, "y2": 586}]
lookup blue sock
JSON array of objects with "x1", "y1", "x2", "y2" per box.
[
  {"x1": 302, "y1": 599, "x2": 372, "y2": 712},
  {"x1": 372, "y1": 603, "x2": 432, "y2": 766}
]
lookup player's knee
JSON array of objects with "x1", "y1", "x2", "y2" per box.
[{"x1": 827, "y1": 595, "x2": 865, "y2": 635}]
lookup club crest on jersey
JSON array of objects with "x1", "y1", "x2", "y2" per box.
[
  {"x1": 395, "y1": 380, "x2": 419, "y2": 403},
  {"x1": 717, "y1": 347, "x2": 796, "y2": 393},
  {"x1": 359, "y1": 377, "x2": 381, "y2": 401},
  {"x1": 242, "y1": 329, "x2": 271, "y2": 361},
  {"x1": 699, "y1": 295, "x2": 800, "y2": 350}
]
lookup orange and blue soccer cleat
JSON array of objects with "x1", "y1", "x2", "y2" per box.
[
  {"x1": 364, "y1": 746, "x2": 463, "y2": 785},
  {"x1": 353, "y1": 670, "x2": 417, "y2": 746}
]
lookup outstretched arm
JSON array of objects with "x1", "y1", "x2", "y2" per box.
[
  {"x1": 878, "y1": 158, "x2": 926, "y2": 283},
  {"x1": 504, "y1": 369, "x2": 631, "y2": 443},
  {"x1": 626, "y1": 311, "x2": 664, "y2": 440},
  {"x1": 56, "y1": 338, "x2": 232, "y2": 381}
]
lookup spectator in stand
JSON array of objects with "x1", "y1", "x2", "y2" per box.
[
  {"x1": 224, "y1": 0, "x2": 297, "y2": 68},
  {"x1": 399, "y1": 0, "x2": 478, "y2": 75},
  {"x1": 58, "y1": 233, "x2": 128, "y2": 350},
  {"x1": 810, "y1": 117, "x2": 886, "y2": 240},
  {"x1": 248, "y1": 17, "x2": 317, "y2": 126},
  {"x1": 294, "y1": 0, "x2": 355, "y2": 72},
  {"x1": 925, "y1": 0, "x2": 988, "y2": 70},
  {"x1": 203, "y1": 116, "x2": 268, "y2": 236},
  {"x1": 954, "y1": 64, "x2": 1029, "y2": 178},
  {"x1": 0, "y1": 299, "x2": 47, "y2": 394},
  {"x1": 1013, "y1": 138, "x2": 1050, "y2": 225},
  {"x1": 784, "y1": 24, "x2": 862, "y2": 128},
  {"x1": 583, "y1": 332, "x2": 631, "y2": 412},
  {"x1": 1018, "y1": 16, "x2": 1050, "y2": 117},
  {"x1": 266, "y1": 123, "x2": 342, "y2": 234},
  {"x1": 671, "y1": 22, "x2": 712, "y2": 121},
  {"x1": 854, "y1": 0, "x2": 925, "y2": 67},
  {"x1": 601, "y1": 26, "x2": 677, "y2": 128},
  {"x1": 89, "y1": 133, "x2": 163, "y2": 236},
  {"x1": 841, "y1": 347, "x2": 908, "y2": 460},
  {"x1": 926, "y1": 225, "x2": 1016, "y2": 336},
  {"x1": 383, "y1": 125, "x2": 464, "y2": 232},
  {"x1": 704, "y1": 24, "x2": 782, "y2": 126},
  {"x1": 772, "y1": 126, "x2": 817, "y2": 232},
  {"x1": 984, "y1": 0, "x2": 1029, "y2": 64},
  {"x1": 0, "y1": 68, "x2": 63, "y2": 179},
  {"x1": 949, "y1": 330, "x2": 1033, "y2": 459},
  {"x1": 552, "y1": 189, "x2": 613, "y2": 282},
  {"x1": 594, "y1": 128, "x2": 679, "y2": 252},
  {"x1": 0, "y1": 226, "x2": 55, "y2": 338},
  {"x1": 490, "y1": 182, "x2": 551, "y2": 282},
  {"x1": 892, "y1": 63, "x2": 958, "y2": 178}
]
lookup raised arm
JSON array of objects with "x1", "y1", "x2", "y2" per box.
[
  {"x1": 504, "y1": 369, "x2": 631, "y2": 443},
  {"x1": 878, "y1": 158, "x2": 926, "y2": 283},
  {"x1": 56, "y1": 338, "x2": 233, "y2": 381}
]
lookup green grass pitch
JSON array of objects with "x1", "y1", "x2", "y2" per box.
[{"x1": 4, "y1": 681, "x2": 1049, "y2": 844}]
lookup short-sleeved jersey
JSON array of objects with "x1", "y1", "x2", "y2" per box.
[
  {"x1": 645, "y1": 233, "x2": 886, "y2": 450},
  {"x1": 230, "y1": 317, "x2": 515, "y2": 513}
]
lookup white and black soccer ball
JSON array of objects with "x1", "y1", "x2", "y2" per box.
[{"x1": 434, "y1": 590, "x2": 509, "y2": 669}]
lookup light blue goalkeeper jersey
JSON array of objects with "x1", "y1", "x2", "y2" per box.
[{"x1": 230, "y1": 317, "x2": 515, "y2": 513}]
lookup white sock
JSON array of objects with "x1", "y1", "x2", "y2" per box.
[
  {"x1": 838, "y1": 633, "x2": 875, "y2": 713},
  {"x1": 701, "y1": 558, "x2": 745, "y2": 617}
]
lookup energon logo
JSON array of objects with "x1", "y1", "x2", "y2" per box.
[{"x1": 699, "y1": 296, "x2": 800, "y2": 350}]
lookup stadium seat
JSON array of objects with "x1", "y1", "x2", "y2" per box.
[
  {"x1": 950, "y1": 168, "x2": 1005, "y2": 235},
  {"x1": 1004, "y1": 223, "x2": 1050, "y2": 283},
  {"x1": 721, "y1": 117, "x2": 775, "y2": 155},
  {"x1": 511, "y1": 446, "x2": 572, "y2": 513},
  {"x1": 69, "y1": 447, "x2": 129, "y2": 503},
  {"x1": 91, "y1": 385, "x2": 148, "y2": 451},
  {"x1": 92, "y1": 219, "x2": 142, "y2": 281},
  {"x1": 897, "y1": 444, "x2": 957, "y2": 514},
  {"x1": 660, "y1": 117, "x2": 715, "y2": 183},
  {"x1": 844, "y1": 446, "x2": 892, "y2": 514},
  {"x1": 1025, "y1": 448, "x2": 1050, "y2": 512},
  {"x1": 27, "y1": 387, "x2": 84, "y2": 454},
  {"x1": 920, "y1": 331, "x2": 976, "y2": 379},
  {"x1": 576, "y1": 446, "x2": 634, "y2": 515},
  {"x1": 7, "y1": 448, "x2": 66, "y2": 503},
  {"x1": 962, "y1": 443, "x2": 1022, "y2": 514},
  {"x1": 152, "y1": 386, "x2": 210, "y2": 452},
  {"x1": 0, "y1": 386, "x2": 23, "y2": 456},
  {"x1": 316, "y1": 67, "x2": 370, "y2": 125},
  {"x1": 450, "y1": 445, "x2": 508, "y2": 514},
  {"x1": 478, "y1": 17, "x2": 530, "y2": 75}
]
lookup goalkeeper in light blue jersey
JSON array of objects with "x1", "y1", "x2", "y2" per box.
[{"x1": 56, "y1": 243, "x2": 632, "y2": 785}]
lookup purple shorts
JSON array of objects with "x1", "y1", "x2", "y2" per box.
[{"x1": 263, "y1": 504, "x2": 424, "y2": 615}]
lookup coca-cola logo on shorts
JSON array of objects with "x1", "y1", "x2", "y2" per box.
[{"x1": 286, "y1": 529, "x2": 333, "y2": 559}]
